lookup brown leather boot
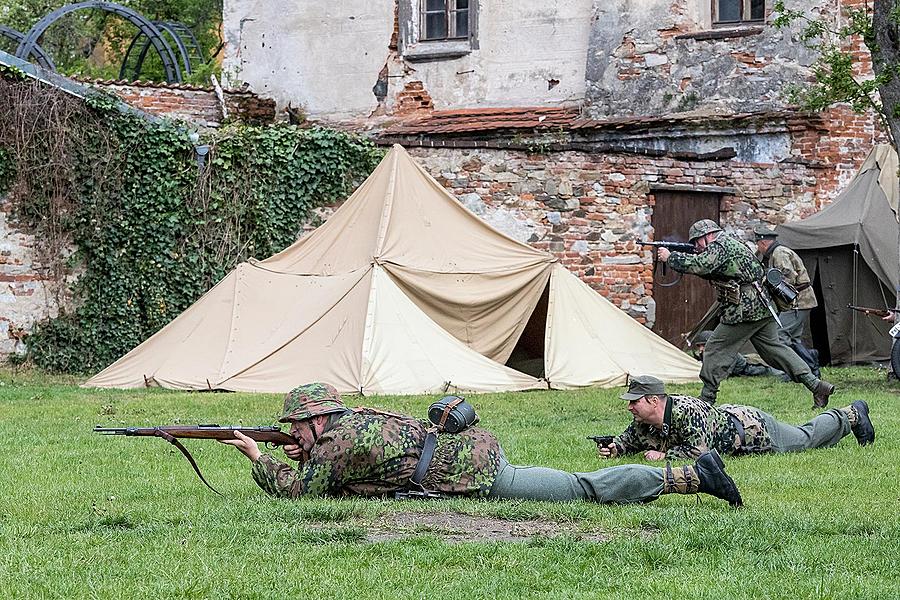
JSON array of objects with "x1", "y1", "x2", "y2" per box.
[{"x1": 812, "y1": 380, "x2": 835, "y2": 409}]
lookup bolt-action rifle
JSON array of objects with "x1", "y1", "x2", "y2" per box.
[
  {"x1": 847, "y1": 305, "x2": 900, "y2": 318},
  {"x1": 94, "y1": 424, "x2": 297, "y2": 496},
  {"x1": 642, "y1": 241, "x2": 697, "y2": 286}
]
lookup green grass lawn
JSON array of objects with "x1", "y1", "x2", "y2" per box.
[{"x1": 1, "y1": 367, "x2": 898, "y2": 599}]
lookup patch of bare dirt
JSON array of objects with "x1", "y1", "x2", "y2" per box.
[{"x1": 359, "y1": 511, "x2": 611, "y2": 543}]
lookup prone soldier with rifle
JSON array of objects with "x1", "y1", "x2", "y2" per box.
[
  {"x1": 97, "y1": 382, "x2": 744, "y2": 506},
  {"x1": 655, "y1": 219, "x2": 836, "y2": 408}
]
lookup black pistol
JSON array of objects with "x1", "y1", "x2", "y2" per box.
[{"x1": 587, "y1": 435, "x2": 616, "y2": 448}]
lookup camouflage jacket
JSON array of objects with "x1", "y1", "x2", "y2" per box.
[
  {"x1": 668, "y1": 234, "x2": 771, "y2": 324},
  {"x1": 613, "y1": 395, "x2": 773, "y2": 459},
  {"x1": 250, "y1": 408, "x2": 503, "y2": 498},
  {"x1": 763, "y1": 243, "x2": 817, "y2": 310}
]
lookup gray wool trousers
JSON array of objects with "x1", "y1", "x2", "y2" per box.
[
  {"x1": 487, "y1": 458, "x2": 664, "y2": 504},
  {"x1": 762, "y1": 409, "x2": 851, "y2": 452}
]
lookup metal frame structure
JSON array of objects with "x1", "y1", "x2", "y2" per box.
[
  {"x1": 14, "y1": 1, "x2": 182, "y2": 83},
  {"x1": 0, "y1": 25, "x2": 55, "y2": 70},
  {"x1": 120, "y1": 21, "x2": 203, "y2": 82}
]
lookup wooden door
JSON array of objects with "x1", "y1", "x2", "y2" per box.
[{"x1": 650, "y1": 191, "x2": 721, "y2": 346}]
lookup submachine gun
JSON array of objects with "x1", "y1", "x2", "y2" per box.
[
  {"x1": 94, "y1": 424, "x2": 297, "y2": 496},
  {"x1": 642, "y1": 241, "x2": 696, "y2": 287}
]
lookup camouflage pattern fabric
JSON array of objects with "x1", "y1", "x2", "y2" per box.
[
  {"x1": 668, "y1": 234, "x2": 771, "y2": 324},
  {"x1": 251, "y1": 408, "x2": 503, "y2": 498},
  {"x1": 613, "y1": 395, "x2": 773, "y2": 459},
  {"x1": 768, "y1": 244, "x2": 817, "y2": 310},
  {"x1": 278, "y1": 382, "x2": 347, "y2": 423}
]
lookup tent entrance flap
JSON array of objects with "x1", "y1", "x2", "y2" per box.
[{"x1": 504, "y1": 281, "x2": 549, "y2": 378}]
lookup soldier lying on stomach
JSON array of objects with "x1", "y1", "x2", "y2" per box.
[
  {"x1": 222, "y1": 382, "x2": 743, "y2": 507},
  {"x1": 594, "y1": 376, "x2": 875, "y2": 462}
]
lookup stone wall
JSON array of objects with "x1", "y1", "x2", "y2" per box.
[
  {"x1": 399, "y1": 109, "x2": 879, "y2": 324},
  {"x1": 0, "y1": 197, "x2": 65, "y2": 357},
  {"x1": 585, "y1": 0, "x2": 830, "y2": 118}
]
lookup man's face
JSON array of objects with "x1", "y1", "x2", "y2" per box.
[
  {"x1": 693, "y1": 233, "x2": 711, "y2": 252},
  {"x1": 755, "y1": 238, "x2": 771, "y2": 254},
  {"x1": 627, "y1": 395, "x2": 661, "y2": 425},
  {"x1": 692, "y1": 343, "x2": 705, "y2": 360},
  {"x1": 292, "y1": 415, "x2": 328, "y2": 453}
]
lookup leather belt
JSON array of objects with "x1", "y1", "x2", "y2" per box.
[
  {"x1": 409, "y1": 431, "x2": 437, "y2": 489},
  {"x1": 727, "y1": 413, "x2": 745, "y2": 450}
]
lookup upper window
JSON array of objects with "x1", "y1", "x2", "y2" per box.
[
  {"x1": 399, "y1": 0, "x2": 478, "y2": 61},
  {"x1": 421, "y1": 0, "x2": 470, "y2": 41},
  {"x1": 713, "y1": 0, "x2": 765, "y2": 26}
]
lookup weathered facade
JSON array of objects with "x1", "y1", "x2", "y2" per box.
[
  {"x1": 218, "y1": 0, "x2": 881, "y2": 345},
  {"x1": 222, "y1": 0, "x2": 593, "y2": 119},
  {"x1": 1, "y1": 1, "x2": 886, "y2": 358}
]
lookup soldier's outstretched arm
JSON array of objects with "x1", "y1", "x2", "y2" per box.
[{"x1": 668, "y1": 241, "x2": 727, "y2": 276}]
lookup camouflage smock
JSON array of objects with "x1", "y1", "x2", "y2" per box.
[
  {"x1": 612, "y1": 395, "x2": 773, "y2": 459},
  {"x1": 250, "y1": 408, "x2": 503, "y2": 498},
  {"x1": 668, "y1": 233, "x2": 771, "y2": 324}
]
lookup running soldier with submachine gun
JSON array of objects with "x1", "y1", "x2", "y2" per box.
[{"x1": 651, "y1": 219, "x2": 836, "y2": 408}]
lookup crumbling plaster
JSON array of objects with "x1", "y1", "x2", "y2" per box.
[
  {"x1": 222, "y1": 0, "x2": 592, "y2": 120},
  {"x1": 586, "y1": 0, "x2": 828, "y2": 117}
]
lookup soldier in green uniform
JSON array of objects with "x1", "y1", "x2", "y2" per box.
[
  {"x1": 691, "y1": 330, "x2": 787, "y2": 379},
  {"x1": 222, "y1": 382, "x2": 743, "y2": 507},
  {"x1": 594, "y1": 376, "x2": 874, "y2": 461},
  {"x1": 656, "y1": 219, "x2": 835, "y2": 407}
]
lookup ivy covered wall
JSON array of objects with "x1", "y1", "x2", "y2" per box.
[{"x1": 0, "y1": 69, "x2": 382, "y2": 372}]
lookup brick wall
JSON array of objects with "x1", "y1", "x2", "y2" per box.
[
  {"x1": 0, "y1": 197, "x2": 66, "y2": 357},
  {"x1": 85, "y1": 80, "x2": 277, "y2": 127}
]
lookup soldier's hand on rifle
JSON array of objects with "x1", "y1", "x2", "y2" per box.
[
  {"x1": 643, "y1": 450, "x2": 666, "y2": 461},
  {"x1": 283, "y1": 443, "x2": 309, "y2": 462},
  {"x1": 883, "y1": 312, "x2": 896, "y2": 323},
  {"x1": 657, "y1": 247, "x2": 671, "y2": 262},
  {"x1": 219, "y1": 430, "x2": 262, "y2": 463}
]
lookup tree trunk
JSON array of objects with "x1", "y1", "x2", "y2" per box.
[{"x1": 873, "y1": 0, "x2": 900, "y2": 145}]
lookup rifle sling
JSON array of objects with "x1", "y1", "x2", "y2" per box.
[
  {"x1": 409, "y1": 431, "x2": 438, "y2": 490},
  {"x1": 153, "y1": 429, "x2": 225, "y2": 497}
]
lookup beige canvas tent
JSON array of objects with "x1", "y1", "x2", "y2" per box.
[{"x1": 86, "y1": 145, "x2": 699, "y2": 394}]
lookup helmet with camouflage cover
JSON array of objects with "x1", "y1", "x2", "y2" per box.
[
  {"x1": 278, "y1": 382, "x2": 347, "y2": 423},
  {"x1": 688, "y1": 219, "x2": 723, "y2": 242}
]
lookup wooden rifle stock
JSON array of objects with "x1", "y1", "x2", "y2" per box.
[{"x1": 846, "y1": 304, "x2": 900, "y2": 318}]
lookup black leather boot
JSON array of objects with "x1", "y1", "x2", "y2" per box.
[
  {"x1": 850, "y1": 400, "x2": 875, "y2": 445},
  {"x1": 695, "y1": 450, "x2": 743, "y2": 507}
]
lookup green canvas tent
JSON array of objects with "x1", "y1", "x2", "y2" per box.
[{"x1": 776, "y1": 145, "x2": 899, "y2": 365}]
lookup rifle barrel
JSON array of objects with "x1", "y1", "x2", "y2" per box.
[{"x1": 92, "y1": 425, "x2": 295, "y2": 445}]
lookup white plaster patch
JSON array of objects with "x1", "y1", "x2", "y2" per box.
[{"x1": 643, "y1": 53, "x2": 668, "y2": 67}]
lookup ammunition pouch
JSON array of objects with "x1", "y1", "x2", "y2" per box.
[
  {"x1": 764, "y1": 268, "x2": 798, "y2": 312},
  {"x1": 712, "y1": 280, "x2": 741, "y2": 306}
]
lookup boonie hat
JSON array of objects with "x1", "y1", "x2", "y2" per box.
[{"x1": 619, "y1": 375, "x2": 667, "y2": 401}]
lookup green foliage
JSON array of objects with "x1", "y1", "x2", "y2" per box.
[
  {"x1": 0, "y1": 0, "x2": 223, "y2": 83},
  {"x1": 772, "y1": 1, "x2": 894, "y2": 138},
  {"x1": 0, "y1": 78, "x2": 382, "y2": 373}
]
